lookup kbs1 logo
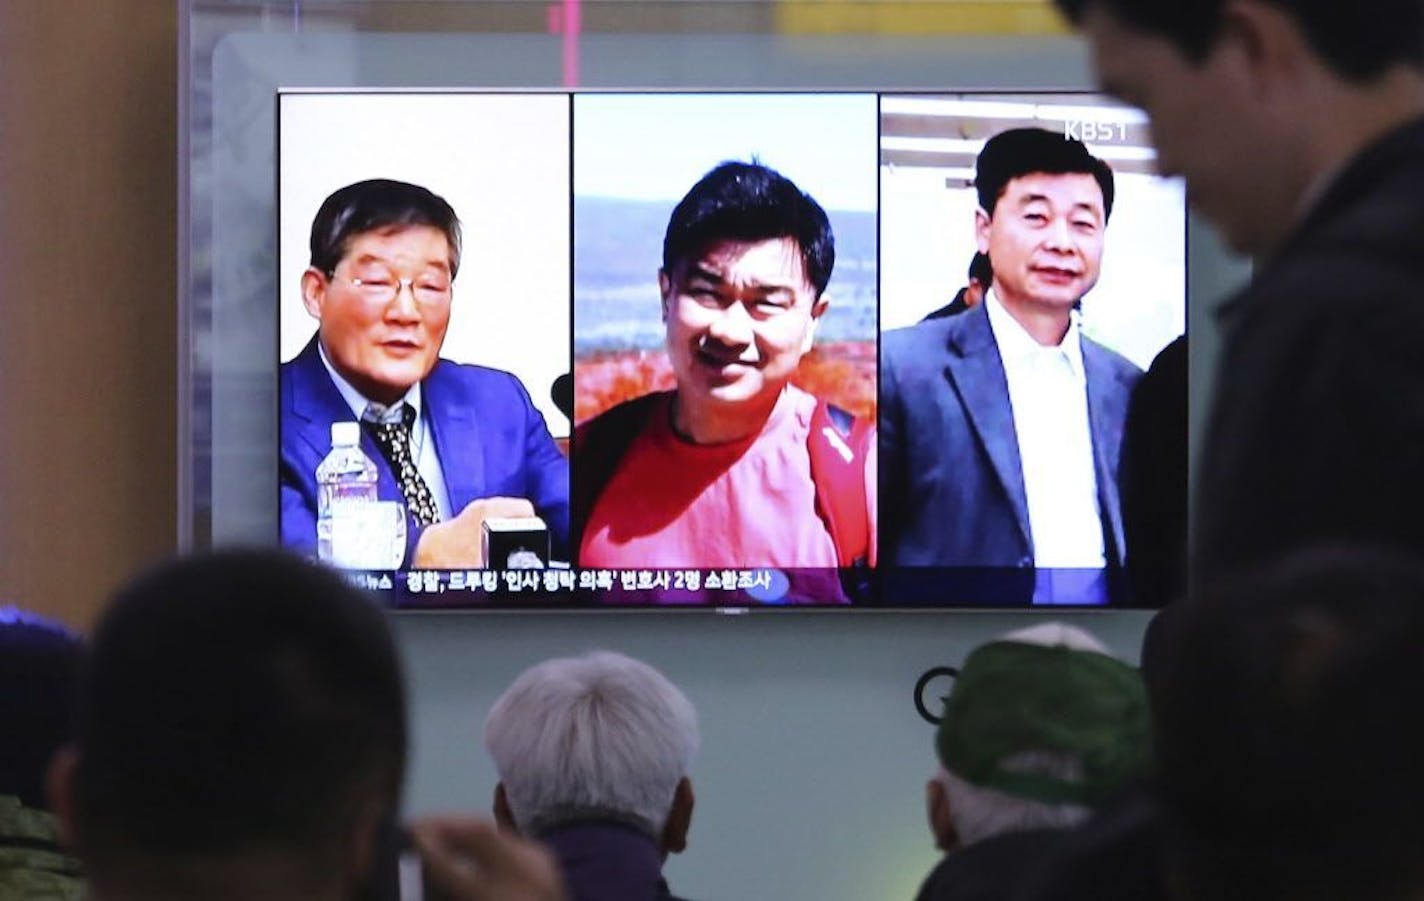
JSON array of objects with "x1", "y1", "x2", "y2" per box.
[{"x1": 1062, "y1": 120, "x2": 1128, "y2": 142}]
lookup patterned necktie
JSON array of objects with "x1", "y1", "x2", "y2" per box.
[{"x1": 363, "y1": 403, "x2": 442, "y2": 528}]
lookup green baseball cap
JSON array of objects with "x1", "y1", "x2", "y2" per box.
[{"x1": 935, "y1": 640, "x2": 1150, "y2": 806}]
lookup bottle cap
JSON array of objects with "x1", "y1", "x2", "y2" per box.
[{"x1": 331, "y1": 421, "x2": 361, "y2": 447}]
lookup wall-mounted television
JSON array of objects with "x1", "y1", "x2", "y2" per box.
[{"x1": 276, "y1": 89, "x2": 1185, "y2": 609}]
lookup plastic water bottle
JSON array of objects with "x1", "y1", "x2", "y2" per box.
[{"x1": 316, "y1": 421, "x2": 379, "y2": 566}]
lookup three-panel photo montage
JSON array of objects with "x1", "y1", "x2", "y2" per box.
[{"x1": 276, "y1": 91, "x2": 1186, "y2": 610}]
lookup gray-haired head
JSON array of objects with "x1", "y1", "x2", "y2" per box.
[{"x1": 484, "y1": 650, "x2": 700, "y2": 840}]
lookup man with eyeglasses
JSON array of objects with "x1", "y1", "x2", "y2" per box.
[{"x1": 280, "y1": 178, "x2": 569, "y2": 569}]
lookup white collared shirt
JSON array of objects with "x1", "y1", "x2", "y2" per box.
[
  {"x1": 317, "y1": 342, "x2": 453, "y2": 521},
  {"x1": 984, "y1": 291, "x2": 1106, "y2": 568}
]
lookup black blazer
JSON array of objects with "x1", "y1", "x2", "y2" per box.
[{"x1": 1194, "y1": 115, "x2": 1424, "y2": 578}]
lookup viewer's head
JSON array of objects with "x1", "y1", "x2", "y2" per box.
[
  {"x1": 927, "y1": 623, "x2": 1150, "y2": 851},
  {"x1": 659, "y1": 162, "x2": 834, "y2": 416},
  {"x1": 0, "y1": 608, "x2": 81, "y2": 812},
  {"x1": 974, "y1": 129, "x2": 1113, "y2": 315},
  {"x1": 964, "y1": 251, "x2": 994, "y2": 309},
  {"x1": 1054, "y1": 0, "x2": 1424, "y2": 253},
  {"x1": 1156, "y1": 547, "x2": 1424, "y2": 901},
  {"x1": 50, "y1": 549, "x2": 407, "y2": 900},
  {"x1": 302, "y1": 179, "x2": 462, "y2": 406},
  {"x1": 1054, "y1": 0, "x2": 1424, "y2": 78},
  {"x1": 485, "y1": 651, "x2": 698, "y2": 854}
]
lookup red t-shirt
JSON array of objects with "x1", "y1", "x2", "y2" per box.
[{"x1": 580, "y1": 386, "x2": 872, "y2": 569}]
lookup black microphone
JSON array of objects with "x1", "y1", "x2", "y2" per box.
[{"x1": 552, "y1": 373, "x2": 573, "y2": 420}]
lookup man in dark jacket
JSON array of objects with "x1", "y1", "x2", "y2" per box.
[
  {"x1": 881, "y1": 129, "x2": 1140, "y2": 606},
  {"x1": 1151, "y1": 549, "x2": 1424, "y2": 901},
  {"x1": 1053, "y1": 0, "x2": 1424, "y2": 583}
]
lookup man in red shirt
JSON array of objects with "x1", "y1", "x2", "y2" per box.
[{"x1": 572, "y1": 162, "x2": 875, "y2": 599}]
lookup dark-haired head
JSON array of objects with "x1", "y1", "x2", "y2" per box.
[
  {"x1": 976, "y1": 128, "x2": 1115, "y2": 221},
  {"x1": 1054, "y1": 0, "x2": 1424, "y2": 81},
  {"x1": 310, "y1": 178, "x2": 462, "y2": 278},
  {"x1": 0, "y1": 608, "x2": 81, "y2": 811},
  {"x1": 303, "y1": 178, "x2": 461, "y2": 407},
  {"x1": 967, "y1": 251, "x2": 994, "y2": 287},
  {"x1": 1157, "y1": 546, "x2": 1424, "y2": 901},
  {"x1": 58, "y1": 549, "x2": 407, "y2": 896},
  {"x1": 662, "y1": 161, "x2": 835, "y2": 298},
  {"x1": 972, "y1": 129, "x2": 1111, "y2": 317}
]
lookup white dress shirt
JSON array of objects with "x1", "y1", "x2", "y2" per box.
[
  {"x1": 984, "y1": 291, "x2": 1106, "y2": 568},
  {"x1": 318, "y1": 342, "x2": 454, "y2": 521}
]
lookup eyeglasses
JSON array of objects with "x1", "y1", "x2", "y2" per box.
[{"x1": 328, "y1": 271, "x2": 452, "y2": 306}]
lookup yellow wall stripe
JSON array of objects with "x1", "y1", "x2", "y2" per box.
[{"x1": 775, "y1": 1, "x2": 1069, "y2": 36}]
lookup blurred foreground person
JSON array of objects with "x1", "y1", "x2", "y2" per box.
[
  {"x1": 47, "y1": 550, "x2": 407, "y2": 901},
  {"x1": 916, "y1": 623, "x2": 1149, "y2": 901},
  {"x1": 1, "y1": 608, "x2": 84, "y2": 899},
  {"x1": 1153, "y1": 548, "x2": 1424, "y2": 901},
  {"x1": 46, "y1": 549, "x2": 562, "y2": 901},
  {"x1": 1055, "y1": 0, "x2": 1424, "y2": 579},
  {"x1": 485, "y1": 651, "x2": 698, "y2": 901}
]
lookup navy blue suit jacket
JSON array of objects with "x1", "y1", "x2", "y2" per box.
[
  {"x1": 880, "y1": 301, "x2": 1141, "y2": 573},
  {"x1": 280, "y1": 337, "x2": 570, "y2": 564}
]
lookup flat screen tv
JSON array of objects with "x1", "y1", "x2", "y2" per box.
[{"x1": 276, "y1": 89, "x2": 1186, "y2": 609}]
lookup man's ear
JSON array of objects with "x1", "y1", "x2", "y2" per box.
[
  {"x1": 1220, "y1": 0, "x2": 1295, "y2": 91},
  {"x1": 301, "y1": 268, "x2": 328, "y2": 320},
  {"x1": 1218, "y1": 0, "x2": 1275, "y2": 78},
  {"x1": 46, "y1": 745, "x2": 80, "y2": 849},
  {"x1": 660, "y1": 777, "x2": 695, "y2": 856},
  {"x1": 974, "y1": 207, "x2": 993, "y2": 255},
  {"x1": 493, "y1": 783, "x2": 519, "y2": 834},
  {"x1": 799, "y1": 293, "x2": 831, "y2": 354},
  {"x1": 658, "y1": 270, "x2": 673, "y2": 324},
  {"x1": 926, "y1": 776, "x2": 959, "y2": 852}
]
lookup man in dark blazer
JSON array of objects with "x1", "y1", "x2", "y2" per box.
[
  {"x1": 881, "y1": 130, "x2": 1141, "y2": 604},
  {"x1": 280, "y1": 179, "x2": 568, "y2": 568}
]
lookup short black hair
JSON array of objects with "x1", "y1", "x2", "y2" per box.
[
  {"x1": 1156, "y1": 547, "x2": 1424, "y2": 900},
  {"x1": 975, "y1": 128, "x2": 1116, "y2": 221},
  {"x1": 0, "y1": 609, "x2": 81, "y2": 811},
  {"x1": 967, "y1": 251, "x2": 994, "y2": 287},
  {"x1": 309, "y1": 178, "x2": 462, "y2": 279},
  {"x1": 1054, "y1": 0, "x2": 1424, "y2": 80},
  {"x1": 72, "y1": 549, "x2": 407, "y2": 879},
  {"x1": 662, "y1": 161, "x2": 836, "y2": 298}
]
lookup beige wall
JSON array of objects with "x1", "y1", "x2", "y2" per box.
[{"x1": 0, "y1": 1, "x2": 178, "y2": 630}]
